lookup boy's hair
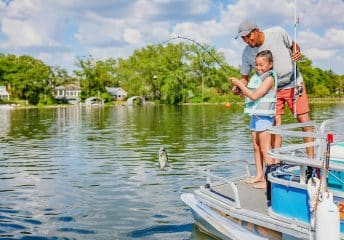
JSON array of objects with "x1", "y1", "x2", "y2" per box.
[{"x1": 256, "y1": 50, "x2": 273, "y2": 63}]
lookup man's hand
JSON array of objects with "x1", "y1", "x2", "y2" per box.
[
  {"x1": 291, "y1": 42, "x2": 302, "y2": 62},
  {"x1": 292, "y1": 51, "x2": 302, "y2": 62}
]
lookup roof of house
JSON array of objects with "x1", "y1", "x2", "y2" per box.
[
  {"x1": 55, "y1": 84, "x2": 81, "y2": 90},
  {"x1": 105, "y1": 87, "x2": 127, "y2": 95}
]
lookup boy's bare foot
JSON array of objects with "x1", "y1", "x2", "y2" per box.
[
  {"x1": 253, "y1": 181, "x2": 266, "y2": 189},
  {"x1": 245, "y1": 176, "x2": 264, "y2": 184}
]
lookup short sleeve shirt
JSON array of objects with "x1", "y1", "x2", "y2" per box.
[{"x1": 240, "y1": 27, "x2": 303, "y2": 89}]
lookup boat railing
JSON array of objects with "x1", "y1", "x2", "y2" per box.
[
  {"x1": 201, "y1": 160, "x2": 252, "y2": 209},
  {"x1": 268, "y1": 117, "x2": 344, "y2": 183}
]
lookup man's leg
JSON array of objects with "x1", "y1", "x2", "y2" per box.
[
  {"x1": 272, "y1": 90, "x2": 285, "y2": 163},
  {"x1": 295, "y1": 82, "x2": 314, "y2": 159},
  {"x1": 297, "y1": 112, "x2": 314, "y2": 159},
  {"x1": 272, "y1": 114, "x2": 282, "y2": 150}
]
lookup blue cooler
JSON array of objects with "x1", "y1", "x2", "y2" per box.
[
  {"x1": 269, "y1": 172, "x2": 310, "y2": 223},
  {"x1": 269, "y1": 168, "x2": 344, "y2": 233}
]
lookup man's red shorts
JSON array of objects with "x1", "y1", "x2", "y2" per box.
[{"x1": 276, "y1": 82, "x2": 310, "y2": 115}]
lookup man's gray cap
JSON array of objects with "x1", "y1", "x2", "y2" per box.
[{"x1": 235, "y1": 20, "x2": 258, "y2": 39}]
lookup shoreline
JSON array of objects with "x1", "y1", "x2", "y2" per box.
[
  {"x1": 1, "y1": 97, "x2": 344, "y2": 109},
  {"x1": 308, "y1": 97, "x2": 344, "y2": 104}
]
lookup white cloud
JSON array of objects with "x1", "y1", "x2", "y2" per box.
[
  {"x1": 89, "y1": 47, "x2": 133, "y2": 61},
  {"x1": 124, "y1": 28, "x2": 142, "y2": 45},
  {"x1": 325, "y1": 28, "x2": 344, "y2": 47},
  {"x1": 220, "y1": 0, "x2": 294, "y2": 30},
  {"x1": 298, "y1": 0, "x2": 344, "y2": 29},
  {"x1": 173, "y1": 20, "x2": 223, "y2": 43},
  {"x1": 0, "y1": 0, "x2": 62, "y2": 49},
  {"x1": 0, "y1": 0, "x2": 343, "y2": 74},
  {"x1": 304, "y1": 48, "x2": 336, "y2": 60},
  {"x1": 37, "y1": 51, "x2": 76, "y2": 73},
  {"x1": 219, "y1": 47, "x2": 241, "y2": 69},
  {"x1": 1, "y1": 18, "x2": 59, "y2": 48},
  {"x1": 298, "y1": 27, "x2": 344, "y2": 67}
]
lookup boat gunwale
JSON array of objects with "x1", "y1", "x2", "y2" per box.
[{"x1": 194, "y1": 188, "x2": 310, "y2": 239}]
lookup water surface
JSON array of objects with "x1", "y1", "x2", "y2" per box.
[{"x1": 0, "y1": 103, "x2": 343, "y2": 239}]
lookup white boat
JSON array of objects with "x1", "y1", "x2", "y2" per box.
[{"x1": 181, "y1": 118, "x2": 344, "y2": 239}]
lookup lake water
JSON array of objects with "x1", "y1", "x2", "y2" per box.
[{"x1": 0, "y1": 103, "x2": 343, "y2": 240}]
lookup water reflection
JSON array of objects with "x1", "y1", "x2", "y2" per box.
[{"x1": 0, "y1": 104, "x2": 343, "y2": 239}]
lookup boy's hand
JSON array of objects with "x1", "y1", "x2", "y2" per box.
[{"x1": 229, "y1": 77, "x2": 241, "y2": 95}]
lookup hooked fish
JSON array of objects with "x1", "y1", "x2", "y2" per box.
[{"x1": 158, "y1": 147, "x2": 169, "y2": 170}]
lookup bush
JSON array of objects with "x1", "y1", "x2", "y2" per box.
[
  {"x1": 100, "y1": 92, "x2": 113, "y2": 103},
  {"x1": 314, "y1": 85, "x2": 330, "y2": 97}
]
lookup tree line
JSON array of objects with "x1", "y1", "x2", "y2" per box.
[{"x1": 0, "y1": 43, "x2": 343, "y2": 105}]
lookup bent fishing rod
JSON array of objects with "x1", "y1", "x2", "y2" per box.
[
  {"x1": 162, "y1": 35, "x2": 248, "y2": 110},
  {"x1": 162, "y1": 35, "x2": 230, "y2": 75}
]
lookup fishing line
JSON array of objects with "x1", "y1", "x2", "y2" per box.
[
  {"x1": 162, "y1": 35, "x2": 230, "y2": 75},
  {"x1": 160, "y1": 36, "x2": 254, "y2": 114},
  {"x1": 162, "y1": 35, "x2": 245, "y2": 109}
]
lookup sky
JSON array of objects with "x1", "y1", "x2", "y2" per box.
[{"x1": 0, "y1": 0, "x2": 343, "y2": 75}]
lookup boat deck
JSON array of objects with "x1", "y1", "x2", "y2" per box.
[{"x1": 210, "y1": 180, "x2": 268, "y2": 214}]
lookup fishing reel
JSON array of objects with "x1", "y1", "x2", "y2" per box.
[{"x1": 295, "y1": 85, "x2": 303, "y2": 97}]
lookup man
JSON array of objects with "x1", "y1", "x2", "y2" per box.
[{"x1": 233, "y1": 20, "x2": 314, "y2": 167}]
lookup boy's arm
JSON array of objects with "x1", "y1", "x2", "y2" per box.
[
  {"x1": 232, "y1": 76, "x2": 274, "y2": 101},
  {"x1": 231, "y1": 75, "x2": 249, "y2": 95}
]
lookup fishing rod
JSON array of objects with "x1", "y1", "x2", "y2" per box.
[
  {"x1": 162, "y1": 35, "x2": 230, "y2": 75},
  {"x1": 292, "y1": 0, "x2": 298, "y2": 118},
  {"x1": 162, "y1": 35, "x2": 245, "y2": 109}
]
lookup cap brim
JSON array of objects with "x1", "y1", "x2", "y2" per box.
[{"x1": 235, "y1": 30, "x2": 251, "y2": 39}]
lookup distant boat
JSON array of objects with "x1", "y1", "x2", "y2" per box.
[
  {"x1": 127, "y1": 96, "x2": 145, "y2": 106},
  {"x1": 85, "y1": 97, "x2": 104, "y2": 107}
]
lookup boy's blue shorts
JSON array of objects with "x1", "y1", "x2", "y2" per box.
[{"x1": 249, "y1": 115, "x2": 274, "y2": 132}]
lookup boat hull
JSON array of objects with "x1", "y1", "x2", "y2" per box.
[{"x1": 182, "y1": 193, "x2": 276, "y2": 240}]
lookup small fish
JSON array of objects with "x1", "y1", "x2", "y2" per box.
[{"x1": 158, "y1": 147, "x2": 169, "y2": 170}]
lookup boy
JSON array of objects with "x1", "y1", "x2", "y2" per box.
[{"x1": 230, "y1": 50, "x2": 279, "y2": 189}]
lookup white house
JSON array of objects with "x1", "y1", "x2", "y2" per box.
[
  {"x1": 0, "y1": 86, "x2": 10, "y2": 100},
  {"x1": 105, "y1": 87, "x2": 127, "y2": 101},
  {"x1": 54, "y1": 84, "x2": 81, "y2": 104}
]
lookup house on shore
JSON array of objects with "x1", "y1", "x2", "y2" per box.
[
  {"x1": 0, "y1": 86, "x2": 10, "y2": 100},
  {"x1": 54, "y1": 84, "x2": 81, "y2": 104},
  {"x1": 105, "y1": 87, "x2": 127, "y2": 101}
]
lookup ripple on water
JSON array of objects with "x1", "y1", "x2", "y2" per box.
[
  {"x1": 58, "y1": 227, "x2": 95, "y2": 234},
  {"x1": 127, "y1": 223, "x2": 193, "y2": 238},
  {"x1": 56, "y1": 216, "x2": 75, "y2": 223},
  {"x1": 0, "y1": 105, "x2": 342, "y2": 240}
]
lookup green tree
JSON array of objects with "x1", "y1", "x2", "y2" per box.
[
  {"x1": 0, "y1": 54, "x2": 51, "y2": 104},
  {"x1": 314, "y1": 84, "x2": 330, "y2": 97},
  {"x1": 74, "y1": 56, "x2": 117, "y2": 100},
  {"x1": 114, "y1": 43, "x2": 236, "y2": 104}
]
